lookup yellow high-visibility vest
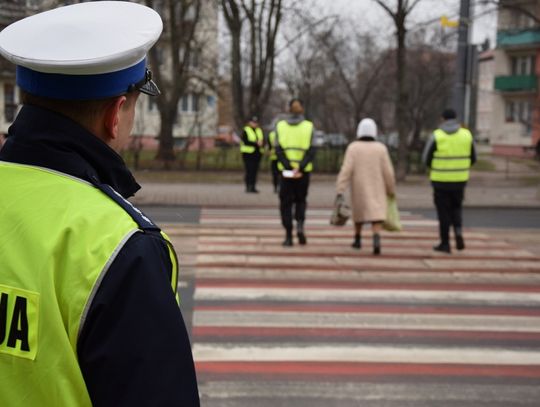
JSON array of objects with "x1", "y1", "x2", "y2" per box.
[
  {"x1": 268, "y1": 130, "x2": 277, "y2": 160},
  {"x1": 240, "y1": 126, "x2": 263, "y2": 154},
  {"x1": 430, "y1": 127, "x2": 473, "y2": 182},
  {"x1": 276, "y1": 120, "x2": 314, "y2": 172},
  {"x1": 0, "y1": 161, "x2": 178, "y2": 406}
]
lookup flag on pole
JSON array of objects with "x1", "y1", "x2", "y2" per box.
[{"x1": 441, "y1": 15, "x2": 459, "y2": 28}]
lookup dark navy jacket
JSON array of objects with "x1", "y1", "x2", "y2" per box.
[{"x1": 0, "y1": 105, "x2": 200, "y2": 406}]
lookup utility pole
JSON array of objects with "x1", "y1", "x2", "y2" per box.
[{"x1": 451, "y1": 0, "x2": 471, "y2": 125}]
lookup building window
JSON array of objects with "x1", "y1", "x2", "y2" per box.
[
  {"x1": 148, "y1": 97, "x2": 157, "y2": 112},
  {"x1": 179, "y1": 93, "x2": 200, "y2": 113},
  {"x1": 511, "y1": 55, "x2": 536, "y2": 76},
  {"x1": 511, "y1": 10, "x2": 536, "y2": 29},
  {"x1": 189, "y1": 49, "x2": 200, "y2": 68},
  {"x1": 178, "y1": 48, "x2": 200, "y2": 69},
  {"x1": 181, "y1": 95, "x2": 189, "y2": 112},
  {"x1": 505, "y1": 101, "x2": 517, "y2": 122},
  {"x1": 4, "y1": 84, "x2": 17, "y2": 123},
  {"x1": 505, "y1": 100, "x2": 532, "y2": 130}
]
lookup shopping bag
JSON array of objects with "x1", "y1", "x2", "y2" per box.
[
  {"x1": 383, "y1": 196, "x2": 402, "y2": 231},
  {"x1": 330, "y1": 196, "x2": 350, "y2": 226}
]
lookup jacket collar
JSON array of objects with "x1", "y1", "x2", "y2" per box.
[{"x1": 0, "y1": 104, "x2": 140, "y2": 198}]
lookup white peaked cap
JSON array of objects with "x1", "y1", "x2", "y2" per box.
[
  {"x1": 356, "y1": 118, "x2": 378, "y2": 139},
  {"x1": 0, "y1": 1, "x2": 163, "y2": 99}
]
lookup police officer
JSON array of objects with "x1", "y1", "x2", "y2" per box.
[
  {"x1": 0, "y1": 3, "x2": 199, "y2": 406},
  {"x1": 275, "y1": 99, "x2": 316, "y2": 246},
  {"x1": 240, "y1": 116, "x2": 264, "y2": 193},
  {"x1": 267, "y1": 129, "x2": 280, "y2": 193},
  {"x1": 422, "y1": 108, "x2": 477, "y2": 254}
]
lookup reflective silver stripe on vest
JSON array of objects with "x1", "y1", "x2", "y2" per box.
[
  {"x1": 431, "y1": 168, "x2": 471, "y2": 172},
  {"x1": 433, "y1": 156, "x2": 471, "y2": 160},
  {"x1": 77, "y1": 229, "x2": 141, "y2": 340}
]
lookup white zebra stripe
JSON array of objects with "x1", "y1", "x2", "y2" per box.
[
  {"x1": 193, "y1": 310, "x2": 540, "y2": 332},
  {"x1": 194, "y1": 286, "x2": 540, "y2": 306},
  {"x1": 193, "y1": 343, "x2": 540, "y2": 365}
]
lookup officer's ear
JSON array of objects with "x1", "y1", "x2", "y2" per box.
[{"x1": 103, "y1": 96, "x2": 127, "y2": 141}]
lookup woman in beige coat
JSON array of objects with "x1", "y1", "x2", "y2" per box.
[{"x1": 336, "y1": 118, "x2": 396, "y2": 255}]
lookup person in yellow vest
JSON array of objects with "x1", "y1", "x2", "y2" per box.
[
  {"x1": 422, "y1": 108, "x2": 477, "y2": 254},
  {"x1": 275, "y1": 98, "x2": 316, "y2": 246},
  {"x1": 0, "y1": 3, "x2": 199, "y2": 406},
  {"x1": 240, "y1": 116, "x2": 264, "y2": 193},
  {"x1": 267, "y1": 129, "x2": 280, "y2": 193}
]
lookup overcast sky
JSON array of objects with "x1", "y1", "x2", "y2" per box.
[{"x1": 315, "y1": 0, "x2": 497, "y2": 44}]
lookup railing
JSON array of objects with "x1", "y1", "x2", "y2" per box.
[
  {"x1": 497, "y1": 29, "x2": 540, "y2": 48},
  {"x1": 494, "y1": 75, "x2": 537, "y2": 92}
]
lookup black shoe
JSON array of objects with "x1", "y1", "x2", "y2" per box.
[
  {"x1": 351, "y1": 235, "x2": 361, "y2": 249},
  {"x1": 282, "y1": 236, "x2": 293, "y2": 247},
  {"x1": 433, "y1": 243, "x2": 451, "y2": 253},
  {"x1": 297, "y1": 232, "x2": 307, "y2": 245},
  {"x1": 373, "y1": 233, "x2": 381, "y2": 255},
  {"x1": 456, "y1": 235, "x2": 465, "y2": 250}
]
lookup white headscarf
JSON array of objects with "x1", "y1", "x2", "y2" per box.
[{"x1": 356, "y1": 118, "x2": 378, "y2": 139}]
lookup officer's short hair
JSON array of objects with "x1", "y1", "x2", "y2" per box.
[
  {"x1": 289, "y1": 98, "x2": 304, "y2": 109},
  {"x1": 289, "y1": 98, "x2": 304, "y2": 115},
  {"x1": 20, "y1": 90, "x2": 137, "y2": 128},
  {"x1": 442, "y1": 109, "x2": 457, "y2": 120}
]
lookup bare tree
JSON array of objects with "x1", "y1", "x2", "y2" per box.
[
  {"x1": 144, "y1": 0, "x2": 203, "y2": 166},
  {"x1": 221, "y1": 0, "x2": 284, "y2": 128},
  {"x1": 279, "y1": 10, "x2": 390, "y2": 140},
  {"x1": 373, "y1": 0, "x2": 423, "y2": 180}
]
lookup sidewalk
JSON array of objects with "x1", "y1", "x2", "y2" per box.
[{"x1": 131, "y1": 173, "x2": 540, "y2": 209}]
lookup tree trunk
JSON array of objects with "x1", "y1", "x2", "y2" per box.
[{"x1": 156, "y1": 107, "x2": 176, "y2": 168}]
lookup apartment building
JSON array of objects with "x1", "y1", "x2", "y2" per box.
[
  {"x1": 491, "y1": 0, "x2": 540, "y2": 156},
  {"x1": 132, "y1": 0, "x2": 218, "y2": 150},
  {"x1": 476, "y1": 49, "x2": 495, "y2": 144}
]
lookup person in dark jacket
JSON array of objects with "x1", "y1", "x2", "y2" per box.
[
  {"x1": 0, "y1": 3, "x2": 199, "y2": 406},
  {"x1": 422, "y1": 108, "x2": 477, "y2": 254},
  {"x1": 240, "y1": 116, "x2": 264, "y2": 193}
]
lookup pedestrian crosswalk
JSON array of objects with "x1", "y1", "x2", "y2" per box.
[{"x1": 167, "y1": 207, "x2": 540, "y2": 406}]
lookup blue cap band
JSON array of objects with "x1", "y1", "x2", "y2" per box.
[{"x1": 16, "y1": 58, "x2": 146, "y2": 100}]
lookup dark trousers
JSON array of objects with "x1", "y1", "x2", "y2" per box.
[
  {"x1": 242, "y1": 152, "x2": 261, "y2": 189},
  {"x1": 270, "y1": 159, "x2": 280, "y2": 191},
  {"x1": 433, "y1": 187, "x2": 465, "y2": 244},
  {"x1": 279, "y1": 173, "x2": 310, "y2": 232}
]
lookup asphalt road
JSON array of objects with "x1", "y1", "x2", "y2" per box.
[{"x1": 139, "y1": 205, "x2": 540, "y2": 229}]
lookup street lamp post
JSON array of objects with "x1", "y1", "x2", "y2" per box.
[{"x1": 452, "y1": 0, "x2": 472, "y2": 125}]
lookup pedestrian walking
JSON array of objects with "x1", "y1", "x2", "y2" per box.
[
  {"x1": 275, "y1": 99, "x2": 316, "y2": 246},
  {"x1": 422, "y1": 108, "x2": 477, "y2": 253},
  {"x1": 240, "y1": 116, "x2": 264, "y2": 193},
  {"x1": 0, "y1": 2, "x2": 199, "y2": 406},
  {"x1": 267, "y1": 129, "x2": 280, "y2": 193},
  {"x1": 335, "y1": 118, "x2": 396, "y2": 255}
]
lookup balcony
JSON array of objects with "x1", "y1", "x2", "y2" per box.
[
  {"x1": 497, "y1": 29, "x2": 540, "y2": 48},
  {"x1": 494, "y1": 75, "x2": 537, "y2": 92}
]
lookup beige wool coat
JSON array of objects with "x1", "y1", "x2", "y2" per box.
[{"x1": 336, "y1": 140, "x2": 396, "y2": 223}]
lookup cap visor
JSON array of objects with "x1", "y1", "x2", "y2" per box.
[{"x1": 139, "y1": 79, "x2": 160, "y2": 96}]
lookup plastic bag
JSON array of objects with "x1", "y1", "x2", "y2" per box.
[
  {"x1": 330, "y1": 195, "x2": 350, "y2": 226},
  {"x1": 383, "y1": 196, "x2": 402, "y2": 232}
]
